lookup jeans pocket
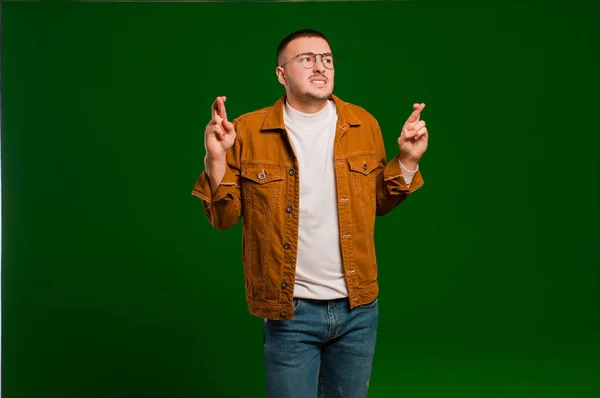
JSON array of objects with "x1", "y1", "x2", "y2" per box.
[
  {"x1": 358, "y1": 297, "x2": 378, "y2": 309},
  {"x1": 293, "y1": 298, "x2": 301, "y2": 313}
]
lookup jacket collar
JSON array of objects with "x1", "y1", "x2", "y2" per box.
[{"x1": 260, "y1": 94, "x2": 361, "y2": 131}]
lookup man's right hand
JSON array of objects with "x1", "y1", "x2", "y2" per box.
[
  {"x1": 205, "y1": 96, "x2": 236, "y2": 158},
  {"x1": 204, "y1": 96, "x2": 237, "y2": 192}
]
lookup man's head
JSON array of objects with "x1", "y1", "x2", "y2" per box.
[{"x1": 276, "y1": 29, "x2": 336, "y2": 112}]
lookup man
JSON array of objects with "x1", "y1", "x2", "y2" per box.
[{"x1": 192, "y1": 29, "x2": 428, "y2": 397}]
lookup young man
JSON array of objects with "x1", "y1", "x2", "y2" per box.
[{"x1": 192, "y1": 29, "x2": 429, "y2": 398}]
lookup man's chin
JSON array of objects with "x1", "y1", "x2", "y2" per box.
[{"x1": 305, "y1": 91, "x2": 333, "y2": 101}]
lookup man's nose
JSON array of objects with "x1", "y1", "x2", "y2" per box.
[{"x1": 313, "y1": 56, "x2": 326, "y2": 73}]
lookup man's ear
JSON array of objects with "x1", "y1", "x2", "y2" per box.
[{"x1": 276, "y1": 66, "x2": 287, "y2": 86}]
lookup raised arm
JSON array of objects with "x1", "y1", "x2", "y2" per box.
[{"x1": 191, "y1": 96, "x2": 242, "y2": 230}]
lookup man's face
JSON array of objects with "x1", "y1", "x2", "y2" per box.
[{"x1": 277, "y1": 37, "x2": 335, "y2": 103}]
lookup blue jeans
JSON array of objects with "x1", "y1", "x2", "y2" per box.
[{"x1": 263, "y1": 297, "x2": 379, "y2": 397}]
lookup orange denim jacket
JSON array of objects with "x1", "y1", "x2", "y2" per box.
[{"x1": 192, "y1": 95, "x2": 424, "y2": 320}]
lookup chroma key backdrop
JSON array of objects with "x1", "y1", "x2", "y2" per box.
[{"x1": 2, "y1": 1, "x2": 599, "y2": 397}]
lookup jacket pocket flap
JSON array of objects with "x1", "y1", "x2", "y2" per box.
[
  {"x1": 241, "y1": 164, "x2": 285, "y2": 184},
  {"x1": 346, "y1": 154, "x2": 379, "y2": 175}
]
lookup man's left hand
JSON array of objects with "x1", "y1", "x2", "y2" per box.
[{"x1": 398, "y1": 103, "x2": 428, "y2": 170}]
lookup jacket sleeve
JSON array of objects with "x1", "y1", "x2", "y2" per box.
[
  {"x1": 191, "y1": 120, "x2": 243, "y2": 230},
  {"x1": 373, "y1": 118, "x2": 424, "y2": 216}
]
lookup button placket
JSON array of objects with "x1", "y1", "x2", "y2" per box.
[{"x1": 334, "y1": 146, "x2": 354, "y2": 299}]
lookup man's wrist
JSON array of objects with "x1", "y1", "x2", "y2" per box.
[
  {"x1": 205, "y1": 153, "x2": 226, "y2": 165},
  {"x1": 204, "y1": 154, "x2": 227, "y2": 193},
  {"x1": 398, "y1": 153, "x2": 419, "y2": 172}
]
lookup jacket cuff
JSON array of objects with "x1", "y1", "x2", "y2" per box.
[
  {"x1": 383, "y1": 154, "x2": 424, "y2": 194},
  {"x1": 191, "y1": 166, "x2": 238, "y2": 206}
]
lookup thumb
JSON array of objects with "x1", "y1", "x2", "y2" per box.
[{"x1": 222, "y1": 120, "x2": 235, "y2": 134}]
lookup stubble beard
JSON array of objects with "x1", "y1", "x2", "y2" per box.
[
  {"x1": 289, "y1": 79, "x2": 332, "y2": 102},
  {"x1": 304, "y1": 90, "x2": 332, "y2": 101}
]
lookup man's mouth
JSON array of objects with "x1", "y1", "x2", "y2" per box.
[{"x1": 310, "y1": 78, "x2": 327, "y2": 85}]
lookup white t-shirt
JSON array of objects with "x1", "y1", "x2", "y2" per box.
[{"x1": 283, "y1": 100, "x2": 416, "y2": 300}]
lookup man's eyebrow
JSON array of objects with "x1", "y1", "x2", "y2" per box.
[{"x1": 298, "y1": 52, "x2": 333, "y2": 56}]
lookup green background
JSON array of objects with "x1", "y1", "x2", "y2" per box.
[{"x1": 2, "y1": 1, "x2": 599, "y2": 397}]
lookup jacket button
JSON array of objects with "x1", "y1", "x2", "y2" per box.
[
  {"x1": 283, "y1": 242, "x2": 291, "y2": 250},
  {"x1": 286, "y1": 206, "x2": 294, "y2": 213},
  {"x1": 281, "y1": 310, "x2": 287, "y2": 317},
  {"x1": 363, "y1": 163, "x2": 368, "y2": 171},
  {"x1": 289, "y1": 168, "x2": 296, "y2": 176},
  {"x1": 281, "y1": 281, "x2": 288, "y2": 289}
]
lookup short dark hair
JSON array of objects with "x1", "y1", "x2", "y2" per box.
[{"x1": 277, "y1": 29, "x2": 329, "y2": 65}]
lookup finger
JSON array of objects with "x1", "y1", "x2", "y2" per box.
[
  {"x1": 413, "y1": 120, "x2": 426, "y2": 132},
  {"x1": 206, "y1": 121, "x2": 225, "y2": 139},
  {"x1": 217, "y1": 96, "x2": 228, "y2": 121},
  {"x1": 211, "y1": 98, "x2": 220, "y2": 121},
  {"x1": 213, "y1": 124, "x2": 226, "y2": 140},
  {"x1": 208, "y1": 114, "x2": 223, "y2": 127},
  {"x1": 407, "y1": 103, "x2": 426, "y2": 123},
  {"x1": 414, "y1": 126, "x2": 428, "y2": 140},
  {"x1": 401, "y1": 127, "x2": 415, "y2": 140},
  {"x1": 226, "y1": 130, "x2": 237, "y2": 142},
  {"x1": 211, "y1": 96, "x2": 228, "y2": 121},
  {"x1": 222, "y1": 120, "x2": 235, "y2": 134},
  {"x1": 406, "y1": 108, "x2": 421, "y2": 123}
]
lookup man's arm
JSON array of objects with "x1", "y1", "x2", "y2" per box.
[
  {"x1": 374, "y1": 103, "x2": 429, "y2": 216},
  {"x1": 399, "y1": 159, "x2": 419, "y2": 187},
  {"x1": 373, "y1": 120, "x2": 424, "y2": 216},
  {"x1": 191, "y1": 96, "x2": 243, "y2": 230},
  {"x1": 192, "y1": 132, "x2": 242, "y2": 230}
]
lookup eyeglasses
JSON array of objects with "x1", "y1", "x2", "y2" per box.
[{"x1": 279, "y1": 52, "x2": 337, "y2": 70}]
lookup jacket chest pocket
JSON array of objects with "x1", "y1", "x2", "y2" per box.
[
  {"x1": 241, "y1": 164, "x2": 286, "y2": 211},
  {"x1": 346, "y1": 154, "x2": 379, "y2": 204}
]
